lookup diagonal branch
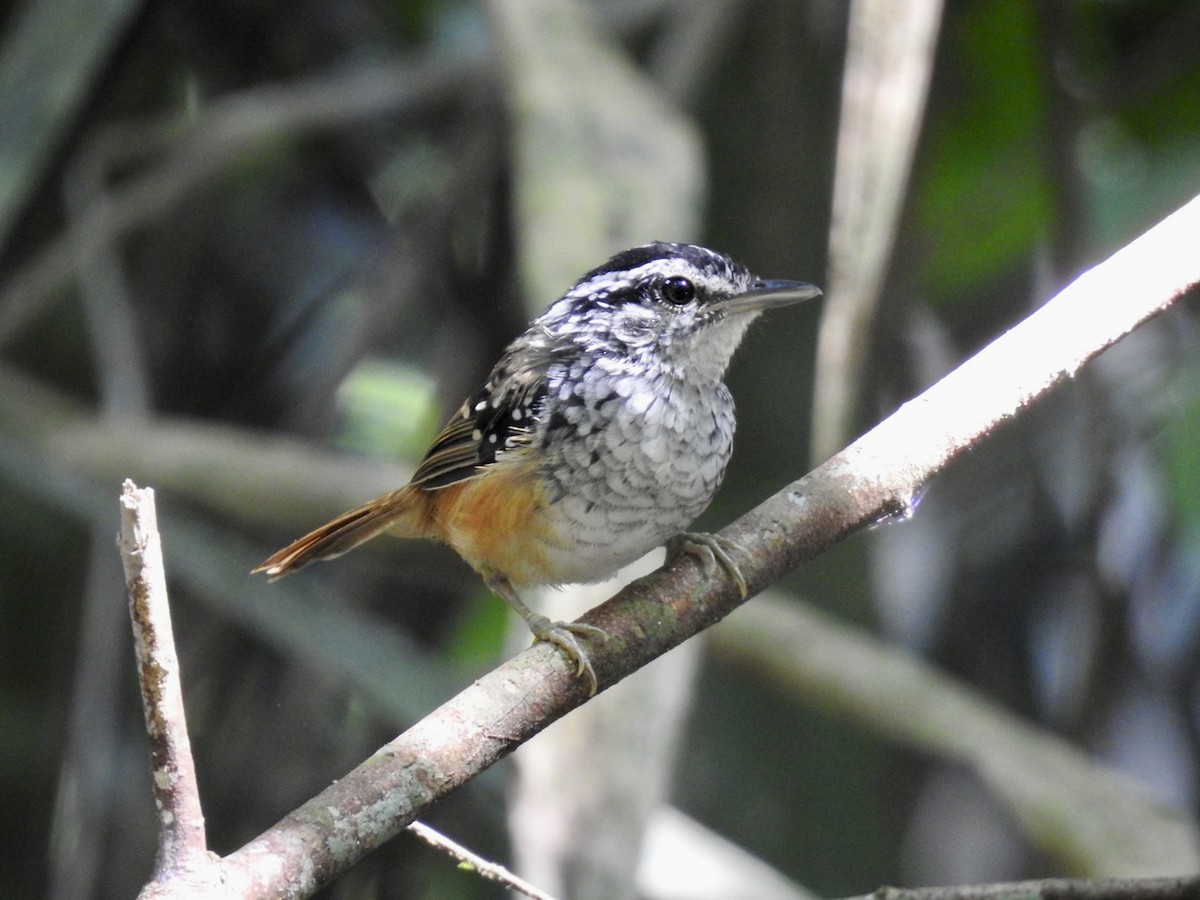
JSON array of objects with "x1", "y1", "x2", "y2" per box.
[{"x1": 214, "y1": 195, "x2": 1200, "y2": 895}]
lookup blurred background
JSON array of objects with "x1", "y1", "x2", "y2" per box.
[{"x1": 3, "y1": 0, "x2": 1200, "y2": 897}]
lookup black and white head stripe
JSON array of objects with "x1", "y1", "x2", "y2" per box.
[{"x1": 564, "y1": 242, "x2": 756, "y2": 308}]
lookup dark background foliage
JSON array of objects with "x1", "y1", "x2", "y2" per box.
[{"x1": 2, "y1": 0, "x2": 1199, "y2": 897}]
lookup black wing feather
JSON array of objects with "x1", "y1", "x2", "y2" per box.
[{"x1": 410, "y1": 379, "x2": 546, "y2": 489}]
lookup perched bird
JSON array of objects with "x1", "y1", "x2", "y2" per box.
[{"x1": 255, "y1": 242, "x2": 820, "y2": 692}]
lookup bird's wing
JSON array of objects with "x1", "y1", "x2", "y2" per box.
[{"x1": 410, "y1": 347, "x2": 554, "y2": 490}]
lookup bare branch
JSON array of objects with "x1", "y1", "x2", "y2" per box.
[{"x1": 117, "y1": 480, "x2": 218, "y2": 895}]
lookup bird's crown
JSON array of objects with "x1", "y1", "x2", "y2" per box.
[{"x1": 561, "y1": 242, "x2": 759, "y2": 315}]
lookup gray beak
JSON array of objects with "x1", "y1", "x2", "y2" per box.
[{"x1": 725, "y1": 279, "x2": 822, "y2": 314}]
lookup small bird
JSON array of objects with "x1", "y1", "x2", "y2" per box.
[{"x1": 255, "y1": 242, "x2": 820, "y2": 693}]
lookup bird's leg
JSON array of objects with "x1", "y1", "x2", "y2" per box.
[
  {"x1": 487, "y1": 575, "x2": 608, "y2": 695},
  {"x1": 666, "y1": 532, "x2": 750, "y2": 599}
]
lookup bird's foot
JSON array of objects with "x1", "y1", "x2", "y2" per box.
[
  {"x1": 523, "y1": 613, "x2": 608, "y2": 696},
  {"x1": 667, "y1": 531, "x2": 750, "y2": 599},
  {"x1": 488, "y1": 574, "x2": 608, "y2": 695}
]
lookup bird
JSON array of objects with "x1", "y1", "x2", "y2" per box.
[{"x1": 255, "y1": 242, "x2": 821, "y2": 693}]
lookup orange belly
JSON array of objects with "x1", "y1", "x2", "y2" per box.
[{"x1": 419, "y1": 464, "x2": 564, "y2": 586}]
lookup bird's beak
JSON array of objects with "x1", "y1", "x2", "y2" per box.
[{"x1": 725, "y1": 279, "x2": 822, "y2": 315}]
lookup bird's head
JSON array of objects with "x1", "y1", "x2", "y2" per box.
[{"x1": 537, "y1": 242, "x2": 821, "y2": 383}]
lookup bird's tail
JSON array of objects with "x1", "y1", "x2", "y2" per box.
[{"x1": 253, "y1": 485, "x2": 426, "y2": 580}]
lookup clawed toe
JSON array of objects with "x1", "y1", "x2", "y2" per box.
[
  {"x1": 667, "y1": 531, "x2": 750, "y2": 598},
  {"x1": 526, "y1": 614, "x2": 608, "y2": 695},
  {"x1": 487, "y1": 577, "x2": 608, "y2": 695}
]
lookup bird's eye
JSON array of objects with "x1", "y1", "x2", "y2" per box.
[{"x1": 661, "y1": 277, "x2": 695, "y2": 305}]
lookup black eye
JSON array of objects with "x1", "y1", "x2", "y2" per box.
[{"x1": 661, "y1": 277, "x2": 695, "y2": 305}]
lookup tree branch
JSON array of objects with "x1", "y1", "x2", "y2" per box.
[
  {"x1": 210, "y1": 196, "x2": 1200, "y2": 894},
  {"x1": 117, "y1": 480, "x2": 219, "y2": 896}
]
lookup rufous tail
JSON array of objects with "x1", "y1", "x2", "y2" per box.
[{"x1": 253, "y1": 485, "x2": 426, "y2": 580}]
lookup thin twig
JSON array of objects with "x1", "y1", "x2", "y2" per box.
[
  {"x1": 407, "y1": 820, "x2": 559, "y2": 900},
  {"x1": 117, "y1": 480, "x2": 217, "y2": 893}
]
